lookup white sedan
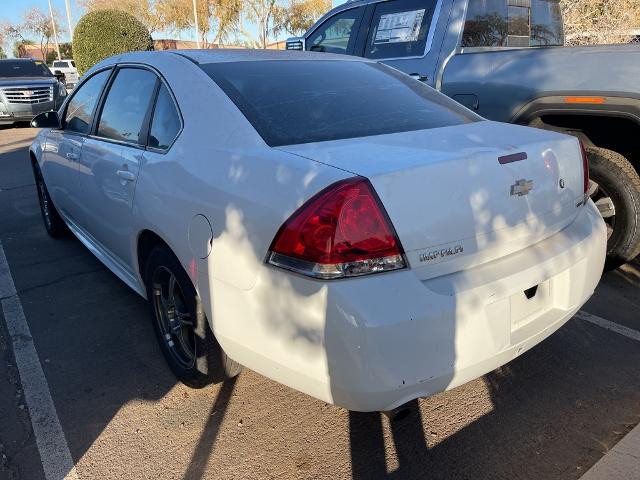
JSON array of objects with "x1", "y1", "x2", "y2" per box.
[{"x1": 29, "y1": 50, "x2": 607, "y2": 412}]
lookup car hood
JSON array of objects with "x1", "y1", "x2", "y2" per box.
[{"x1": 0, "y1": 77, "x2": 57, "y2": 87}]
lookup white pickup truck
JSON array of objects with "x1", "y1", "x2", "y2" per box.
[{"x1": 51, "y1": 59, "x2": 79, "y2": 89}]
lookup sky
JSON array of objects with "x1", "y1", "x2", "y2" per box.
[{"x1": 1, "y1": 0, "x2": 343, "y2": 57}]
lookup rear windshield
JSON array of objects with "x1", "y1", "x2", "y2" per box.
[
  {"x1": 200, "y1": 60, "x2": 478, "y2": 147},
  {"x1": 0, "y1": 60, "x2": 53, "y2": 78}
]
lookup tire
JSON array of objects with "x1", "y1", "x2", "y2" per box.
[
  {"x1": 586, "y1": 146, "x2": 640, "y2": 270},
  {"x1": 33, "y1": 164, "x2": 68, "y2": 238},
  {"x1": 144, "y1": 245, "x2": 242, "y2": 388}
]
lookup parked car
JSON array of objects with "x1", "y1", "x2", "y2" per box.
[
  {"x1": 288, "y1": 0, "x2": 640, "y2": 270},
  {"x1": 51, "y1": 59, "x2": 79, "y2": 89},
  {"x1": 29, "y1": 50, "x2": 606, "y2": 412},
  {"x1": 0, "y1": 58, "x2": 67, "y2": 126}
]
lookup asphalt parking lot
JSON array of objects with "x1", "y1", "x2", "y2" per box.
[{"x1": 1, "y1": 125, "x2": 640, "y2": 480}]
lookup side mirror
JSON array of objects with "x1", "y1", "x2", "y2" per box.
[
  {"x1": 53, "y1": 70, "x2": 66, "y2": 83},
  {"x1": 31, "y1": 111, "x2": 61, "y2": 129},
  {"x1": 286, "y1": 37, "x2": 305, "y2": 51}
]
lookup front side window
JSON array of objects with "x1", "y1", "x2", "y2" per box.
[
  {"x1": 149, "y1": 84, "x2": 181, "y2": 150},
  {"x1": 365, "y1": 0, "x2": 439, "y2": 59},
  {"x1": 201, "y1": 60, "x2": 478, "y2": 147},
  {"x1": 97, "y1": 68, "x2": 157, "y2": 145},
  {"x1": 63, "y1": 69, "x2": 111, "y2": 134},
  {"x1": 307, "y1": 8, "x2": 363, "y2": 54},
  {"x1": 462, "y1": 0, "x2": 563, "y2": 48}
]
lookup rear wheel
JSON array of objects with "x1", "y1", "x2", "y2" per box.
[
  {"x1": 586, "y1": 146, "x2": 640, "y2": 270},
  {"x1": 33, "y1": 164, "x2": 68, "y2": 238},
  {"x1": 144, "y1": 245, "x2": 242, "y2": 388}
]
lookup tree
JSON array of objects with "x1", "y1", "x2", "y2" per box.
[
  {"x1": 0, "y1": 47, "x2": 6, "y2": 60},
  {"x1": 242, "y1": 0, "x2": 329, "y2": 49},
  {"x1": 23, "y1": 7, "x2": 65, "y2": 61},
  {"x1": 156, "y1": 0, "x2": 242, "y2": 47},
  {"x1": 273, "y1": 0, "x2": 331, "y2": 36},
  {"x1": 12, "y1": 39, "x2": 34, "y2": 58},
  {"x1": 1, "y1": 7, "x2": 64, "y2": 60},
  {"x1": 561, "y1": 0, "x2": 640, "y2": 45},
  {"x1": 73, "y1": 10, "x2": 153, "y2": 74},
  {"x1": 80, "y1": 0, "x2": 165, "y2": 34},
  {"x1": 59, "y1": 42, "x2": 73, "y2": 59}
]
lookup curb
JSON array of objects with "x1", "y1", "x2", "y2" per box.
[{"x1": 580, "y1": 423, "x2": 640, "y2": 479}]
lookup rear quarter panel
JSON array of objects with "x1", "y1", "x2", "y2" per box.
[{"x1": 441, "y1": 44, "x2": 640, "y2": 122}]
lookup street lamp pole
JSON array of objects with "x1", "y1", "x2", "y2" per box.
[
  {"x1": 192, "y1": 0, "x2": 201, "y2": 49},
  {"x1": 48, "y1": 0, "x2": 61, "y2": 61},
  {"x1": 64, "y1": 0, "x2": 74, "y2": 42}
]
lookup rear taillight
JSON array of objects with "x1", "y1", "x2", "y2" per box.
[
  {"x1": 580, "y1": 140, "x2": 590, "y2": 196},
  {"x1": 267, "y1": 177, "x2": 406, "y2": 279}
]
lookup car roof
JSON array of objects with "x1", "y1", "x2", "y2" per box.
[{"x1": 162, "y1": 48, "x2": 370, "y2": 64}]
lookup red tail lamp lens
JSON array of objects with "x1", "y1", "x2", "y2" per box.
[{"x1": 267, "y1": 178, "x2": 406, "y2": 279}]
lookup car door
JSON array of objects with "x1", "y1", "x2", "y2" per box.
[
  {"x1": 75, "y1": 66, "x2": 158, "y2": 270},
  {"x1": 43, "y1": 68, "x2": 111, "y2": 218},
  {"x1": 305, "y1": 5, "x2": 366, "y2": 55},
  {"x1": 358, "y1": 0, "x2": 445, "y2": 87}
]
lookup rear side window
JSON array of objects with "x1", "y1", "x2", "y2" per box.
[
  {"x1": 307, "y1": 7, "x2": 363, "y2": 54},
  {"x1": 52, "y1": 61, "x2": 65, "y2": 68},
  {"x1": 149, "y1": 84, "x2": 181, "y2": 150},
  {"x1": 64, "y1": 69, "x2": 110, "y2": 134},
  {"x1": 462, "y1": 0, "x2": 563, "y2": 48},
  {"x1": 97, "y1": 68, "x2": 157, "y2": 145},
  {"x1": 365, "y1": 0, "x2": 439, "y2": 59},
  {"x1": 201, "y1": 60, "x2": 478, "y2": 147}
]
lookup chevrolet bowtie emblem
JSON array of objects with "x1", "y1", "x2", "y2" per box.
[{"x1": 511, "y1": 179, "x2": 534, "y2": 196}]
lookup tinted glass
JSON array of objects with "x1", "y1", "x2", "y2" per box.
[
  {"x1": 0, "y1": 60, "x2": 52, "y2": 78},
  {"x1": 71, "y1": 61, "x2": 76, "y2": 68},
  {"x1": 201, "y1": 60, "x2": 478, "y2": 147},
  {"x1": 149, "y1": 85, "x2": 181, "y2": 150},
  {"x1": 97, "y1": 68, "x2": 157, "y2": 145},
  {"x1": 530, "y1": 0, "x2": 563, "y2": 46},
  {"x1": 365, "y1": 0, "x2": 438, "y2": 59},
  {"x1": 462, "y1": 0, "x2": 563, "y2": 48},
  {"x1": 52, "y1": 61, "x2": 66, "y2": 68},
  {"x1": 64, "y1": 69, "x2": 110, "y2": 134},
  {"x1": 307, "y1": 8, "x2": 362, "y2": 54}
]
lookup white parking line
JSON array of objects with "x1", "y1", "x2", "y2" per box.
[
  {"x1": 0, "y1": 241, "x2": 79, "y2": 480},
  {"x1": 575, "y1": 310, "x2": 640, "y2": 343}
]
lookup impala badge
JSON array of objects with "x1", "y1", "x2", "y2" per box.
[{"x1": 511, "y1": 179, "x2": 534, "y2": 197}]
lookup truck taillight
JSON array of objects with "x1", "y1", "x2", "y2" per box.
[{"x1": 267, "y1": 178, "x2": 406, "y2": 279}]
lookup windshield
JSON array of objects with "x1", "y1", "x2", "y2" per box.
[
  {"x1": 200, "y1": 60, "x2": 479, "y2": 147},
  {"x1": 0, "y1": 60, "x2": 53, "y2": 78}
]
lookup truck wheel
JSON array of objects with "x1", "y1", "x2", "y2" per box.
[
  {"x1": 144, "y1": 245, "x2": 242, "y2": 388},
  {"x1": 586, "y1": 146, "x2": 640, "y2": 270}
]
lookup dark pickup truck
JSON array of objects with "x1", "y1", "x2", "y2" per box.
[{"x1": 288, "y1": 0, "x2": 640, "y2": 269}]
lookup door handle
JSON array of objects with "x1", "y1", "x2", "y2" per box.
[
  {"x1": 66, "y1": 152, "x2": 78, "y2": 161},
  {"x1": 116, "y1": 170, "x2": 136, "y2": 182}
]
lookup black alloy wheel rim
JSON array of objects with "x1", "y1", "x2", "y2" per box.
[
  {"x1": 37, "y1": 177, "x2": 52, "y2": 229},
  {"x1": 152, "y1": 266, "x2": 196, "y2": 369}
]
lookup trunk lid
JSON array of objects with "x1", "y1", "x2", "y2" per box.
[{"x1": 278, "y1": 121, "x2": 585, "y2": 279}]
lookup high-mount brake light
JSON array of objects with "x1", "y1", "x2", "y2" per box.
[{"x1": 267, "y1": 178, "x2": 406, "y2": 279}]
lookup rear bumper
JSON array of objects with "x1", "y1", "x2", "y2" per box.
[{"x1": 211, "y1": 201, "x2": 607, "y2": 412}]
